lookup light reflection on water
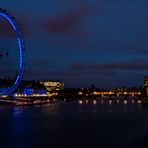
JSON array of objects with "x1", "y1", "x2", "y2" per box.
[
  {"x1": 78, "y1": 97, "x2": 142, "y2": 113},
  {"x1": 13, "y1": 106, "x2": 24, "y2": 117},
  {"x1": 0, "y1": 99, "x2": 147, "y2": 148}
]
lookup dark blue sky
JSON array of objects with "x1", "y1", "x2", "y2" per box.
[{"x1": 1, "y1": 0, "x2": 148, "y2": 88}]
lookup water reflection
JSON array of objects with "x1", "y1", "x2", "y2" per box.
[
  {"x1": 93, "y1": 100, "x2": 97, "y2": 105},
  {"x1": 0, "y1": 99, "x2": 145, "y2": 148},
  {"x1": 124, "y1": 100, "x2": 127, "y2": 105},
  {"x1": 109, "y1": 100, "x2": 112, "y2": 105},
  {"x1": 78, "y1": 100, "x2": 83, "y2": 105},
  {"x1": 13, "y1": 106, "x2": 24, "y2": 117},
  {"x1": 86, "y1": 99, "x2": 89, "y2": 105},
  {"x1": 132, "y1": 99, "x2": 134, "y2": 104},
  {"x1": 101, "y1": 99, "x2": 104, "y2": 104},
  {"x1": 138, "y1": 100, "x2": 142, "y2": 104},
  {"x1": 78, "y1": 98, "x2": 142, "y2": 105},
  {"x1": 78, "y1": 97, "x2": 142, "y2": 113},
  {"x1": 144, "y1": 129, "x2": 148, "y2": 148},
  {"x1": 6, "y1": 106, "x2": 30, "y2": 148}
]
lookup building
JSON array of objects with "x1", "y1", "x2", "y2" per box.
[
  {"x1": 144, "y1": 76, "x2": 148, "y2": 96},
  {"x1": 16, "y1": 80, "x2": 47, "y2": 97},
  {"x1": 0, "y1": 79, "x2": 64, "y2": 97},
  {"x1": 40, "y1": 81, "x2": 64, "y2": 92}
]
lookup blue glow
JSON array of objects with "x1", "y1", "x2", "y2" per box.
[
  {"x1": 18, "y1": 38, "x2": 22, "y2": 68},
  {"x1": 23, "y1": 88, "x2": 34, "y2": 95},
  {"x1": 36, "y1": 89, "x2": 47, "y2": 95},
  {"x1": 0, "y1": 12, "x2": 16, "y2": 30},
  {"x1": 15, "y1": 76, "x2": 20, "y2": 85},
  {"x1": 0, "y1": 9, "x2": 26, "y2": 95}
]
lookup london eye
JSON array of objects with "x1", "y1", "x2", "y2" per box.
[{"x1": 0, "y1": 9, "x2": 26, "y2": 95}]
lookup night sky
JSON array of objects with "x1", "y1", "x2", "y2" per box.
[{"x1": 1, "y1": 0, "x2": 148, "y2": 88}]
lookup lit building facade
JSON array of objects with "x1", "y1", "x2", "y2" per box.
[
  {"x1": 40, "y1": 81, "x2": 64, "y2": 92},
  {"x1": 0, "y1": 79, "x2": 62, "y2": 97},
  {"x1": 16, "y1": 80, "x2": 47, "y2": 97},
  {"x1": 144, "y1": 76, "x2": 148, "y2": 96}
]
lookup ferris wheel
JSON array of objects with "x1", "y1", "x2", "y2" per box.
[{"x1": 0, "y1": 9, "x2": 26, "y2": 95}]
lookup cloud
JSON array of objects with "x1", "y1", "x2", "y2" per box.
[
  {"x1": 24, "y1": 66, "x2": 144, "y2": 88},
  {"x1": 0, "y1": 12, "x2": 30, "y2": 38},
  {"x1": 72, "y1": 59, "x2": 148, "y2": 71},
  {"x1": 132, "y1": 47, "x2": 148, "y2": 55},
  {"x1": 43, "y1": 5, "x2": 99, "y2": 36},
  {"x1": 28, "y1": 58, "x2": 51, "y2": 67},
  {"x1": 0, "y1": 18, "x2": 15, "y2": 38}
]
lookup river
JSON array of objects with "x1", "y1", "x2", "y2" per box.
[{"x1": 0, "y1": 98, "x2": 148, "y2": 148}]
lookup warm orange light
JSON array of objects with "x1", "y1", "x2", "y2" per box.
[
  {"x1": 93, "y1": 92, "x2": 97, "y2": 95},
  {"x1": 79, "y1": 100, "x2": 83, "y2": 105},
  {"x1": 124, "y1": 92, "x2": 127, "y2": 95},
  {"x1": 93, "y1": 100, "x2": 97, "y2": 105},
  {"x1": 78, "y1": 92, "x2": 83, "y2": 95},
  {"x1": 109, "y1": 91, "x2": 112, "y2": 95}
]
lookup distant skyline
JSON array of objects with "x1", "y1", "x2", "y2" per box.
[{"x1": 1, "y1": 0, "x2": 148, "y2": 88}]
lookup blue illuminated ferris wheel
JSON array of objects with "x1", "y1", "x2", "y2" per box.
[{"x1": 0, "y1": 9, "x2": 26, "y2": 95}]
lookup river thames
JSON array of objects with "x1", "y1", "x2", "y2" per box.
[{"x1": 0, "y1": 98, "x2": 148, "y2": 148}]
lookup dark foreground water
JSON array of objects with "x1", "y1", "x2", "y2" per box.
[{"x1": 0, "y1": 99, "x2": 148, "y2": 148}]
